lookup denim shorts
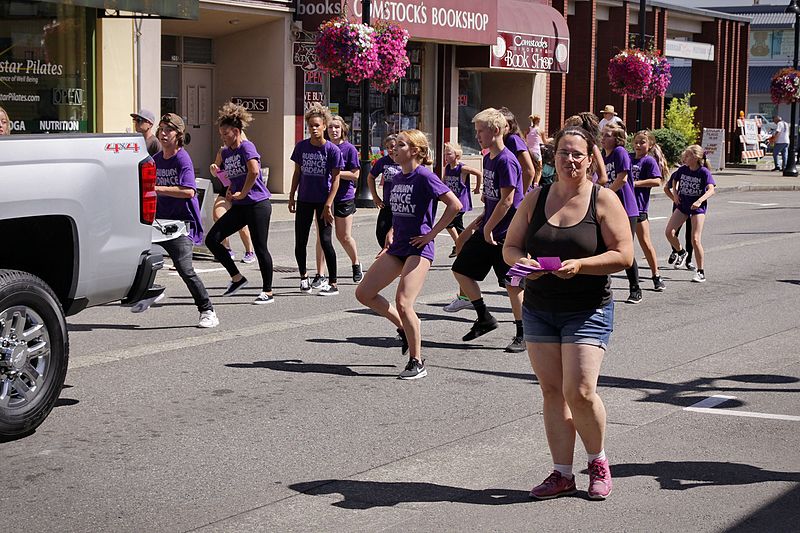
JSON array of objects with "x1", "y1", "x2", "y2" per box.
[{"x1": 522, "y1": 301, "x2": 614, "y2": 350}]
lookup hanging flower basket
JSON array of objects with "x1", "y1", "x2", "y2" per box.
[
  {"x1": 770, "y1": 68, "x2": 800, "y2": 104},
  {"x1": 608, "y1": 48, "x2": 671, "y2": 101},
  {"x1": 315, "y1": 19, "x2": 379, "y2": 84},
  {"x1": 370, "y1": 20, "x2": 411, "y2": 93}
]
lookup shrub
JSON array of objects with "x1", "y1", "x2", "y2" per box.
[
  {"x1": 652, "y1": 128, "x2": 688, "y2": 166},
  {"x1": 664, "y1": 93, "x2": 700, "y2": 145}
]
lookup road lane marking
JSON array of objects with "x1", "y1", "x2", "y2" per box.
[
  {"x1": 169, "y1": 267, "x2": 227, "y2": 275},
  {"x1": 684, "y1": 395, "x2": 800, "y2": 422},
  {"x1": 728, "y1": 201, "x2": 779, "y2": 207},
  {"x1": 69, "y1": 290, "x2": 456, "y2": 370},
  {"x1": 649, "y1": 216, "x2": 667, "y2": 221}
]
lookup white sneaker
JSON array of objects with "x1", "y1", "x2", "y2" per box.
[
  {"x1": 198, "y1": 310, "x2": 220, "y2": 328},
  {"x1": 130, "y1": 292, "x2": 165, "y2": 313},
  {"x1": 443, "y1": 296, "x2": 473, "y2": 312},
  {"x1": 691, "y1": 271, "x2": 706, "y2": 283},
  {"x1": 253, "y1": 292, "x2": 274, "y2": 304}
]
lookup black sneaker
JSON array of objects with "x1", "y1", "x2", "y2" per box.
[
  {"x1": 223, "y1": 277, "x2": 249, "y2": 296},
  {"x1": 505, "y1": 336, "x2": 526, "y2": 353},
  {"x1": 668, "y1": 250, "x2": 678, "y2": 265},
  {"x1": 674, "y1": 250, "x2": 688, "y2": 269},
  {"x1": 448, "y1": 246, "x2": 457, "y2": 258},
  {"x1": 318, "y1": 284, "x2": 339, "y2": 296},
  {"x1": 352, "y1": 263, "x2": 363, "y2": 283},
  {"x1": 398, "y1": 328, "x2": 409, "y2": 355},
  {"x1": 311, "y1": 274, "x2": 327, "y2": 289},
  {"x1": 462, "y1": 316, "x2": 499, "y2": 341},
  {"x1": 652, "y1": 275, "x2": 665, "y2": 292},
  {"x1": 398, "y1": 358, "x2": 427, "y2": 380},
  {"x1": 626, "y1": 288, "x2": 643, "y2": 304}
]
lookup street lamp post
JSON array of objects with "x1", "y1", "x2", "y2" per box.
[
  {"x1": 636, "y1": 0, "x2": 646, "y2": 131},
  {"x1": 783, "y1": 0, "x2": 800, "y2": 177},
  {"x1": 355, "y1": 0, "x2": 375, "y2": 207}
]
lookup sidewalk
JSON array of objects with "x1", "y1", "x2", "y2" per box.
[{"x1": 267, "y1": 166, "x2": 800, "y2": 224}]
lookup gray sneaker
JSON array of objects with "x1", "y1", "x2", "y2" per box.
[
  {"x1": 505, "y1": 336, "x2": 526, "y2": 353},
  {"x1": 318, "y1": 284, "x2": 339, "y2": 296},
  {"x1": 398, "y1": 358, "x2": 427, "y2": 380},
  {"x1": 311, "y1": 274, "x2": 327, "y2": 289}
]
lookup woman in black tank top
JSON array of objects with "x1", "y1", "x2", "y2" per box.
[{"x1": 502, "y1": 127, "x2": 633, "y2": 501}]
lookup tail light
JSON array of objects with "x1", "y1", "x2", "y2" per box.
[{"x1": 138, "y1": 157, "x2": 157, "y2": 225}]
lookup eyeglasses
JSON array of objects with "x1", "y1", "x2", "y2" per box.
[
  {"x1": 555, "y1": 150, "x2": 588, "y2": 162},
  {"x1": 133, "y1": 117, "x2": 148, "y2": 124}
]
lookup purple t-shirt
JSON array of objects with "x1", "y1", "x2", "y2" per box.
[
  {"x1": 481, "y1": 147, "x2": 524, "y2": 241},
  {"x1": 631, "y1": 154, "x2": 662, "y2": 214},
  {"x1": 604, "y1": 146, "x2": 638, "y2": 217},
  {"x1": 221, "y1": 140, "x2": 271, "y2": 205},
  {"x1": 387, "y1": 165, "x2": 451, "y2": 261},
  {"x1": 444, "y1": 163, "x2": 472, "y2": 213},
  {"x1": 670, "y1": 165, "x2": 716, "y2": 214},
  {"x1": 334, "y1": 141, "x2": 360, "y2": 202},
  {"x1": 153, "y1": 149, "x2": 204, "y2": 245},
  {"x1": 291, "y1": 139, "x2": 344, "y2": 203},
  {"x1": 505, "y1": 134, "x2": 528, "y2": 155},
  {"x1": 370, "y1": 155, "x2": 402, "y2": 200}
]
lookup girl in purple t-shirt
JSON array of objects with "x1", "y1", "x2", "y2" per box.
[
  {"x1": 355, "y1": 130, "x2": 462, "y2": 380},
  {"x1": 367, "y1": 135, "x2": 401, "y2": 247},
  {"x1": 664, "y1": 145, "x2": 716, "y2": 283},
  {"x1": 500, "y1": 107, "x2": 537, "y2": 191},
  {"x1": 312, "y1": 115, "x2": 363, "y2": 288},
  {"x1": 631, "y1": 130, "x2": 668, "y2": 292},
  {"x1": 205, "y1": 102, "x2": 275, "y2": 305},
  {"x1": 602, "y1": 123, "x2": 643, "y2": 304},
  {"x1": 442, "y1": 141, "x2": 482, "y2": 258},
  {"x1": 289, "y1": 104, "x2": 343, "y2": 296}
]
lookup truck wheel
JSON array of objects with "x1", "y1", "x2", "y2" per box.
[{"x1": 0, "y1": 270, "x2": 69, "y2": 439}]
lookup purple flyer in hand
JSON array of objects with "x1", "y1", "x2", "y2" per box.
[{"x1": 537, "y1": 257, "x2": 563, "y2": 270}]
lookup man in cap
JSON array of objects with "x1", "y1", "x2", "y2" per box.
[
  {"x1": 131, "y1": 108, "x2": 162, "y2": 156},
  {"x1": 598, "y1": 105, "x2": 623, "y2": 132}
]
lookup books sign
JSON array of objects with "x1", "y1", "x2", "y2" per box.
[{"x1": 490, "y1": 31, "x2": 569, "y2": 73}]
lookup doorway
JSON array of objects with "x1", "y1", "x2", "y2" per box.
[{"x1": 182, "y1": 66, "x2": 214, "y2": 180}]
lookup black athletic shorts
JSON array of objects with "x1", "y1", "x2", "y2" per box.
[
  {"x1": 637, "y1": 211, "x2": 649, "y2": 223},
  {"x1": 334, "y1": 199, "x2": 357, "y2": 218},
  {"x1": 446, "y1": 212, "x2": 465, "y2": 233},
  {"x1": 452, "y1": 231, "x2": 511, "y2": 287}
]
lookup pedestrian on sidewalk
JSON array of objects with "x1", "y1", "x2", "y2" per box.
[
  {"x1": 451, "y1": 108, "x2": 526, "y2": 353},
  {"x1": 135, "y1": 113, "x2": 218, "y2": 328},
  {"x1": 664, "y1": 145, "x2": 716, "y2": 283},
  {"x1": 367, "y1": 135, "x2": 401, "y2": 248},
  {"x1": 210, "y1": 139, "x2": 256, "y2": 264},
  {"x1": 312, "y1": 115, "x2": 363, "y2": 288},
  {"x1": 602, "y1": 123, "x2": 642, "y2": 304},
  {"x1": 598, "y1": 104, "x2": 623, "y2": 132},
  {"x1": 205, "y1": 102, "x2": 275, "y2": 304},
  {"x1": 130, "y1": 108, "x2": 162, "y2": 156},
  {"x1": 500, "y1": 107, "x2": 537, "y2": 191},
  {"x1": 770, "y1": 115, "x2": 790, "y2": 171},
  {"x1": 631, "y1": 130, "x2": 668, "y2": 291},
  {"x1": 503, "y1": 126, "x2": 632, "y2": 501},
  {"x1": 525, "y1": 115, "x2": 543, "y2": 184},
  {"x1": 289, "y1": 104, "x2": 343, "y2": 296},
  {"x1": 355, "y1": 130, "x2": 461, "y2": 380},
  {"x1": 563, "y1": 113, "x2": 608, "y2": 186}
]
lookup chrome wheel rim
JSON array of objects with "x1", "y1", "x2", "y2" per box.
[{"x1": 0, "y1": 306, "x2": 51, "y2": 410}]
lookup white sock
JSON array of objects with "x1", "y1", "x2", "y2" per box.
[
  {"x1": 587, "y1": 450, "x2": 606, "y2": 462},
  {"x1": 553, "y1": 463, "x2": 574, "y2": 478}
]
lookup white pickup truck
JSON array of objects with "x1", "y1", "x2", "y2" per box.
[{"x1": 0, "y1": 133, "x2": 164, "y2": 438}]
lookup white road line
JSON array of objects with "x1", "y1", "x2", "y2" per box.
[
  {"x1": 684, "y1": 395, "x2": 800, "y2": 422},
  {"x1": 649, "y1": 216, "x2": 667, "y2": 221},
  {"x1": 728, "y1": 201, "x2": 779, "y2": 207},
  {"x1": 169, "y1": 267, "x2": 227, "y2": 275},
  {"x1": 69, "y1": 290, "x2": 456, "y2": 370}
]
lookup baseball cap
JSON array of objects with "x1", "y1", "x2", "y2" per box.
[
  {"x1": 130, "y1": 108, "x2": 156, "y2": 124},
  {"x1": 159, "y1": 113, "x2": 186, "y2": 134}
]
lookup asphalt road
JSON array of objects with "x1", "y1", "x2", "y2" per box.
[{"x1": 3, "y1": 190, "x2": 799, "y2": 532}]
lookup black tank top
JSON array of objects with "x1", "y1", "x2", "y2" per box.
[{"x1": 524, "y1": 184, "x2": 612, "y2": 311}]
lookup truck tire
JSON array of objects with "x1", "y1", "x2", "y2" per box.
[{"x1": 0, "y1": 270, "x2": 69, "y2": 439}]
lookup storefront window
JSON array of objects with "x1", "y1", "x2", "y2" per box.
[
  {"x1": 327, "y1": 43, "x2": 423, "y2": 155},
  {"x1": 0, "y1": 2, "x2": 92, "y2": 133},
  {"x1": 458, "y1": 71, "x2": 482, "y2": 155}
]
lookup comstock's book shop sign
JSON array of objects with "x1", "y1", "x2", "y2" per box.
[{"x1": 490, "y1": 31, "x2": 569, "y2": 73}]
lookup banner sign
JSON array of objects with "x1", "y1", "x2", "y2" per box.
[
  {"x1": 702, "y1": 128, "x2": 725, "y2": 171},
  {"x1": 292, "y1": 41, "x2": 318, "y2": 72},
  {"x1": 490, "y1": 31, "x2": 569, "y2": 73}
]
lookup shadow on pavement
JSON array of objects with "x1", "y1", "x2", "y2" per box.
[
  {"x1": 345, "y1": 308, "x2": 474, "y2": 324},
  {"x1": 68, "y1": 323, "x2": 196, "y2": 331},
  {"x1": 777, "y1": 279, "x2": 800, "y2": 286},
  {"x1": 289, "y1": 479, "x2": 531, "y2": 509},
  {"x1": 54, "y1": 398, "x2": 79, "y2": 408},
  {"x1": 225, "y1": 359, "x2": 397, "y2": 377},
  {"x1": 434, "y1": 366, "x2": 799, "y2": 408},
  {"x1": 612, "y1": 461, "x2": 800, "y2": 490},
  {"x1": 308, "y1": 336, "x2": 491, "y2": 351},
  {"x1": 724, "y1": 484, "x2": 800, "y2": 532}
]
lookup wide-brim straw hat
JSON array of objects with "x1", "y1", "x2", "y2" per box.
[{"x1": 600, "y1": 105, "x2": 617, "y2": 115}]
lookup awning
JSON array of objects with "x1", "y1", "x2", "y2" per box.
[
  {"x1": 489, "y1": 0, "x2": 570, "y2": 73},
  {"x1": 34, "y1": 0, "x2": 198, "y2": 20},
  {"x1": 667, "y1": 66, "x2": 691, "y2": 94},
  {"x1": 750, "y1": 65, "x2": 781, "y2": 94}
]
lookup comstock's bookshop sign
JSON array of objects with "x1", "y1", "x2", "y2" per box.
[{"x1": 490, "y1": 31, "x2": 569, "y2": 73}]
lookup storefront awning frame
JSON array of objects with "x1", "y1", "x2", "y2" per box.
[{"x1": 34, "y1": 0, "x2": 199, "y2": 20}]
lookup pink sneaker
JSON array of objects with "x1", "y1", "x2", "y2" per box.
[
  {"x1": 529, "y1": 471, "x2": 577, "y2": 500},
  {"x1": 587, "y1": 457, "x2": 613, "y2": 500}
]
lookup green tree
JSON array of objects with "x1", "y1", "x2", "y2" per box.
[
  {"x1": 652, "y1": 128, "x2": 689, "y2": 166},
  {"x1": 664, "y1": 93, "x2": 700, "y2": 145}
]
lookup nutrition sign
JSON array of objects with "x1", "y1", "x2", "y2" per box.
[{"x1": 490, "y1": 31, "x2": 569, "y2": 73}]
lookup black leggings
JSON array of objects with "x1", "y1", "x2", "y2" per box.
[
  {"x1": 296, "y1": 201, "x2": 336, "y2": 283},
  {"x1": 627, "y1": 216, "x2": 640, "y2": 289},
  {"x1": 376, "y1": 206, "x2": 393, "y2": 247},
  {"x1": 674, "y1": 217, "x2": 694, "y2": 262},
  {"x1": 206, "y1": 199, "x2": 274, "y2": 292}
]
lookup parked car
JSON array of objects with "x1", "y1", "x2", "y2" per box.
[
  {"x1": 747, "y1": 113, "x2": 777, "y2": 137},
  {"x1": 0, "y1": 133, "x2": 163, "y2": 438}
]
